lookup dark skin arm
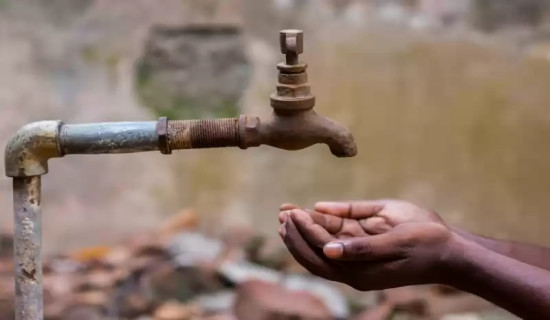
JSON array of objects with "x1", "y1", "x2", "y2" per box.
[
  {"x1": 452, "y1": 227, "x2": 550, "y2": 271},
  {"x1": 278, "y1": 200, "x2": 550, "y2": 320},
  {"x1": 286, "y1": 200, "x2": 550, "y2": 271}
]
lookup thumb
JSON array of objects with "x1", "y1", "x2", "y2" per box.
[{"x1": 323, "y1": 233, "x2": 408, "y2": 261}]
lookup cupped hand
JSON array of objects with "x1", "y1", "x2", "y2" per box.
[
  {"x1": 278, "y1": 201, "x2": 458, "y2": 291},
  {"x1": 314, "y1": 200, "x2": 445, "y2": 234},
  {"x1": 279, "y1": 203, "x2": 369, "y2": 246}
]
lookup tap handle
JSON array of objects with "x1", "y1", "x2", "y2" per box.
[{"x1": 280, "y1": 29, "x2": 303, "y2": 65}]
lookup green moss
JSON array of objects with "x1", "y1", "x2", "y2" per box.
[
  {"x1": 80, "y1": 46, "x2": 121, "y2": 72},
  {"x1": 135, "y1": 61, "x2": 240, "y2": 119},
  {"x1": 136, "y1": 61, "x2": 153, "y2": 92}
]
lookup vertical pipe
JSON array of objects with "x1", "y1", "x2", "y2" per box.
[{"x1": 13, "y1": 177, "x2": 42, "y2": 320}]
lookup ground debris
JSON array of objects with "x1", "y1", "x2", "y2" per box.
[{"x1": 0, "y1": 211, "x2": 515, "y2": 320}]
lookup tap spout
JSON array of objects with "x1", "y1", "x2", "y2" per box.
[
  {"x1": 244, "y1": 29, "x2": 357, "y2": 157},
  {"x1": 252, "y1": 109, "x2": 357, "y2": 157}
]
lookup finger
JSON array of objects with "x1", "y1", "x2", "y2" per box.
[
  {"x1": 308, "y1": 210, "x2": 344, "y2": 234},
  {"x1": 359, "y1": 217, "x2": 392, "y2": 234},
  {"x1": 279, "y1": 210, "x2": 290, "y2": 224},
  {"x1": 314, "y1": 200, "x2": 387, "y2": 219},
  {"x1": 289, "y1": 209, "x2": 334, "y2": 247},
  {"x1": 323, "y1": 232, "x2": 408, "y2": 261},
  {"x1": 282, "y1": 218, "x2": 335, "y2": 278},
  {"x1": 278, "y1": 223, "x2": 285, "y2": 238},
  {"x1": 280, "y1": 203, "x2": 299, "y2": 211},
  {"x1": 339, "y1": 219, "x2": 369, "y2": 238}
]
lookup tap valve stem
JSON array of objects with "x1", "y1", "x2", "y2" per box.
[{"x1": 271, "y1": 29, "x2": 315, "y2": 111}]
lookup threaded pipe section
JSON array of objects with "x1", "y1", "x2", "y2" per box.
[{"x1": 168, "y1": 118, "x2": 240, "y2": 150}]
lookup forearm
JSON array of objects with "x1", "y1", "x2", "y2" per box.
[
  {"x1": 444, "y1": 235, "x2": 550, "y2": 319},
  {"x1": 452, "y1": 227, "x2": 550, "y2": 271}
]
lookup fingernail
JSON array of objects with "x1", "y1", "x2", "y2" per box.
[
  {"x1": 288, "y1": 209, "x2": 305, "y2": 220},
  {"x1": 323, "y1": 242, "x2": 344, "y2": 258},
  {"x1": 315, "y1": 202, "x2": 347, "y2": 211},
  {"x1": 279, "y1": 211, "x2": 289, "y2": 223},
  {"x1": 289, "y1": 209, "x2": 297, "y2": 218}
]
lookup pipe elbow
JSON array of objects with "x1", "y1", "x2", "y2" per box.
[{"x1": 4, "y1": 121, "x2": 63, "y2": 177}]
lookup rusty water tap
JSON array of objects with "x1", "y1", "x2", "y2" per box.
[
  {"x1": 155, "y1": 29, "x2": 357, "y2": 157},
  {"x1": 4, "y1": 29, "x2": 356, "y2": 320},
  {"x1": 272, "y1": 29, "x2": 312, "y2": 109},
  {"x1": 257, "y1": 29, "x2": 358, "y2": 157}
]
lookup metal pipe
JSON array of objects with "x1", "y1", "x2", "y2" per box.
[
  {"x1": 59, "y1": 122, "x2": 158, "y2": 154},
  {"x1": 13, "y1": 176, "x2": 42, "y2": 320},
  {"x1": 3, "y1": 29, "x2": 357, "y2": 320}
]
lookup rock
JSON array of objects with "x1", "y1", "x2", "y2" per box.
[
  {"x1": 44, "y1": 256, "x2": 84, "y2": 274},
  {"x1": 109, "y1": 285, "x2": 155, "y2": 318},
  {"x1": 352, "y1": 302, "x2": 394, "y2": 320},
  {"x1": 218, "y1": 260, "x2": 280, "y2": 285},
  {"x1": 382, "y1": 286, "x2": 428, "y2": 314},
  {"x1": 218, "y1": 260, "x2": 349, "y2": 318},
  {"x1": 153, "y1": 301, "x2": 200, "y2": 320},
  {"x1": 72, "y1": 291, "x2": 110, "y2": 307},
  {"x1": 283, "y1": 274, "x2": 349, "y2": 319},
  {"x1": 76, "y1": 269, "x2": 121, "y2": 291},
  {"x1": 70, "y1": 246, "x2": 112, "y2": 264},
  {"x1": 233, "y1": 280, "x2": 332, "y2": 320},
  {"x1": 244, "y1": 235, "x2": 290, "y2": 271},
  {"x1": 194, "y1": 290, "x2": 235, "y2": 314},
  {"x1": 146, "y1": 263, "x2": 221, "y2": 303},
  {"x1": 158, "y1": 209, "x2": 199, "y2": 241},
  {"x1": 201, "y1": 313, "x2": 237, "y2": 320},
  {"x1": 169, "y1": 232, "x2": 224, "y2": 267},
  {"x1": 426, "y1": 291, "x2": 499, "y2": 318},
  {"x1": 60, "y1": 306, "x2": 104, "y2": 320}
]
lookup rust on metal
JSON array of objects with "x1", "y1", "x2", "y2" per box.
[
  {"x1": 4, "y1": 121, "x2": 63, "y2": 178},
  {"x1": 279, "y1": 29, "x2": 303, "y2": 65},
  {"x1": 13, "y1": 176, "x2": 43, "y2": 320},
  {"x1": 238, "y1": 115, "x2": 261, "y2": 149},
  {"x1": 263, "y1": 30, "x2": 357, "y2": 157},
  {"x1": 60, "y1": 122, "x2": 158, "y2": 154},
  {"x1": 276, "y1": 62, "x2": 308, "y2": 74},
  {"x1": 270, "y1": 30, "x2": 314, "y2": 112},
  {"x1": 157, "y1": 117, "x2": 171, "y2": 154},
  {"x1": 167, "y1": 118, "x2": 240, "y2": 150}
]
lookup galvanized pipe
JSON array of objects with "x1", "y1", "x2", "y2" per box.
[
  {"x1": 60, "y1": 122, "x2": 159, "y2": 154},
  {"x1": 13, "y1": 176, "x2": 42, "y2": 320}
]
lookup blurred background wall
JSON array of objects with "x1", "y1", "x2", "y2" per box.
[{"x1": 1, "y1": 0, "x2": 550, "y2": 253}]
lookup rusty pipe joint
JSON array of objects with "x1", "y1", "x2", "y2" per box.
[
  {"x1": 4, "y1": 121, "x2": 63, "y2": 178},
  {"x1": 5, "y1": 121, "x2": 162, "y2": 178}
]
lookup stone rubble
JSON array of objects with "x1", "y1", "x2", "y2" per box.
[{"x1": 0, "y1": 209, "x2": 517, "y2": 320}]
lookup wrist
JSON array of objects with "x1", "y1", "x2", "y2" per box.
[
  {"x1": 450, "y1": 226, "x2": 509, "y2": 258},
  {"x1": 436, "y1": 232, "x2": 475, "y2": 286}
]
